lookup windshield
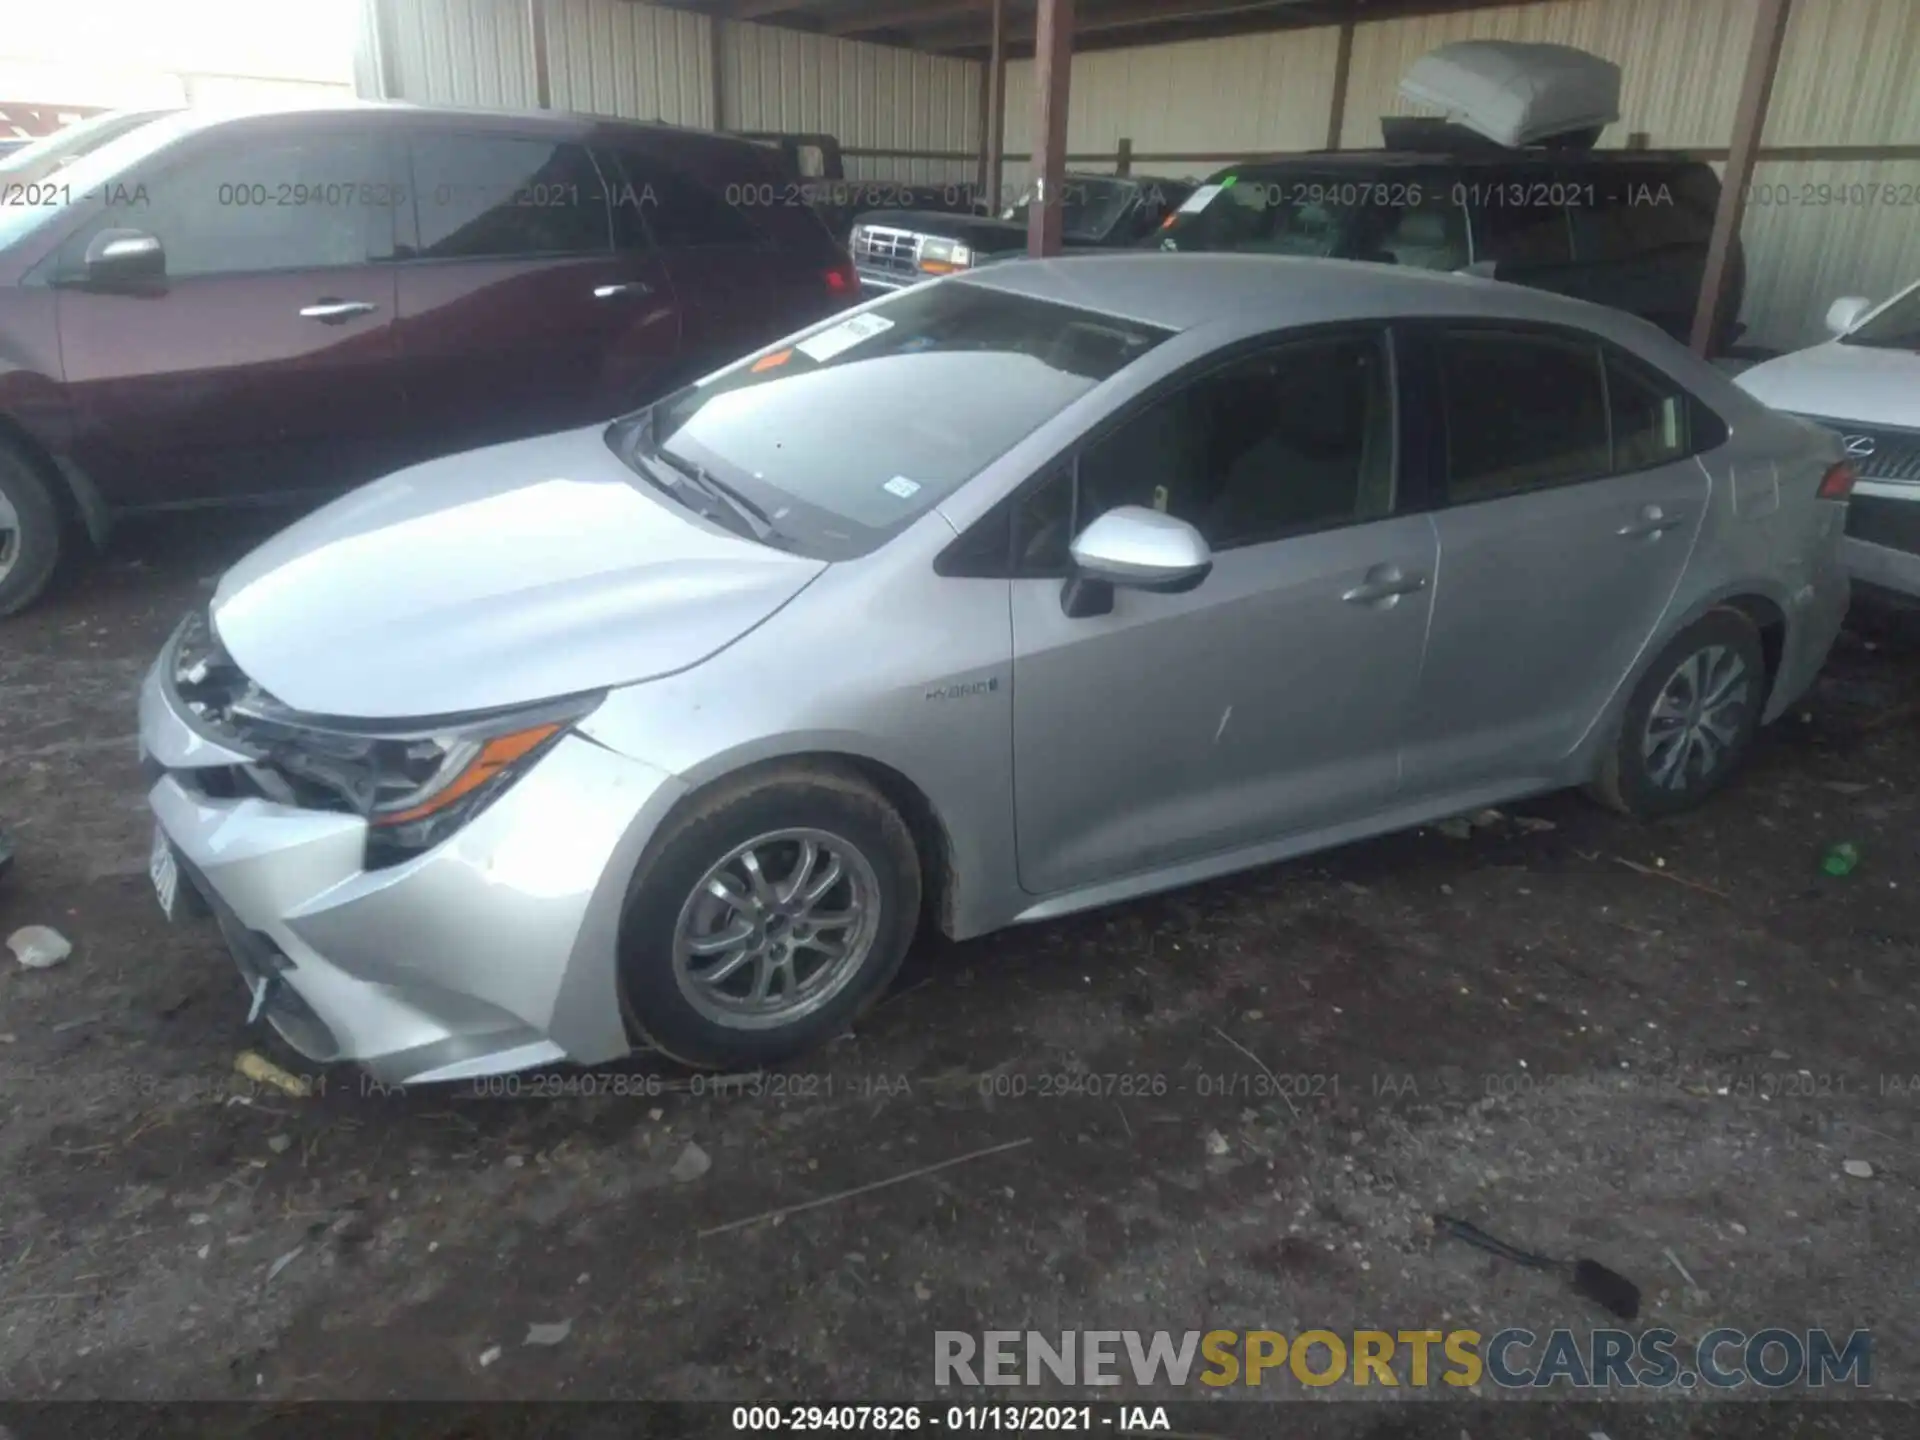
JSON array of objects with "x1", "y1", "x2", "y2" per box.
[
  {"x1": 0, "y1": 109, "x2": 175, "y2": 179},
  {"x1": 1843, "y1": 283, "x2": 1920, "y2": 350},
  {"x1": 0, "y1": 110, "x2": 194, "y2": 252},
  {"x1": 1156, "y1": 172, "x2": 1373, "y2": 256},
  {"x1": 618, "y1": 281, "x2": 1171, "y2": 558},
  {"x1": 1002, "y1": 176, "x2": 1139, "y2": 242}
]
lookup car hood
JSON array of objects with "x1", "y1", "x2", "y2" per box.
[
  {"x1": 210, "y1": 425, "x2": 825, "y2": 720},
  {"x1": 1735, "y1": 341, "x2": 1920, "y2": 429}
]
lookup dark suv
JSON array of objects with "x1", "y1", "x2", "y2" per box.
[
  {"x1": 0, "y1": 103, "x2": 858, "y2": 615},
  {"x1": 1154, "y1": 144, "x2": 1741, "y2": 353}
]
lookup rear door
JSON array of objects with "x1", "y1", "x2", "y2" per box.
[
  {"x1": 1400, "y1": 324, "x2": 1712, "y2": 796},
  {"x1": 1009, "y1": 326, "x2": 1437, "y2": 895},
  {"x1": 390, "y1": 125, "x2": 680, "y2": 464},
  {"x1": 599, "y1": 141, "x2": 785, "y2": 386},
  {"x1": 52, "y1": 113, "x2": 406, "y2": 508}
]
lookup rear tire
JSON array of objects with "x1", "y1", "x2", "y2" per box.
[
  {"x1": 0, "y1": 440, "x2": 62, "y2": 618},
  {"x1": 1588, "y1": 608, "x2": 1767, "y2": 819},
  {"x1": 617, "y1": 763, "x2": 921, "y2": 1070}
]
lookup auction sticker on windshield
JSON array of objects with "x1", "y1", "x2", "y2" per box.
[
  {"x1": 882, "y1": 476, "x2": 922, "y2": 499},
  {"x1": 796, "y1": 312, "x2": 895, "y2": 363},
  {"x1": 1178, "y1": 184, "x2": 1223, "y2": 214}
]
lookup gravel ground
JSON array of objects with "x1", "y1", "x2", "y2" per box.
[{"x1": 2, "y1": 513, "x2": 1918, "y2": 1438}]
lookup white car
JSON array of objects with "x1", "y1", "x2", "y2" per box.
[{"x1": 1737, "y1": 281, "x2": 1920, "y2": 603}]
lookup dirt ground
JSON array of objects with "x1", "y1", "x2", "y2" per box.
[{"x1": 2, "y1": 512, "x2": 1918, "y2": 1436}]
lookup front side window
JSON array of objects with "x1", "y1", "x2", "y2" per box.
[
  {"x1": 999, "y1": 329, "x2": 1396, "y2": 573},
  {"x1": 407, "y1": 134, "x2": 609, "y2": 260},
  {"x1": 1438, "y1": 330, "x2": 1609, "y2": 502},
  {"x1": 60, "y1": 129, "x2": 389, "y2": 278},
  {"x1": 1474, "y1": 181, "x2": 1575, "y2": 267},
  {"x1": 618, "y1": 280, "x2": 1171, "y2": 558}
]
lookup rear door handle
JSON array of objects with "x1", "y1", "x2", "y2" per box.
[
  {"x1": 1342, "y1": 566, "x2": 1429, "y2": 607},
  {"x1": 594, "y1": 281, "x2": 653, "y2": 299},
  {"x1": 299, "y1": 299, "x2": 379, "y2": 324},
  {"x1": 1618, "y1": 504, "x2": 1688, "y2": 538}
]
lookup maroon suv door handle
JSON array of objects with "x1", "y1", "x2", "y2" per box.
[
  {"x1": 593, "y1": 281, "x2": 653, "y2": 299},
  {"x1": 299, "y1": 299, "x2": 380, "y2": 324}
]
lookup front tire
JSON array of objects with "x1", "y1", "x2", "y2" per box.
[
  {"x1": 0, "y1": 441, "x2": 63, "y2": 618},
  {"x1": 618, "y1": 763, "x2": 921, "y2": 1069},
  {"x1": 1589, "y1": 609, "x2": 1767, "y2": 819}
]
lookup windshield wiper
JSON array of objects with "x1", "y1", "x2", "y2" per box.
[{"x1": 654, "y1": 446, "x2": 788, "y2": 546}]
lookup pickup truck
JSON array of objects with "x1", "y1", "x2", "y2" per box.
[
  {"x1": 847, "y1": 172, "x2": 1193, "y2": 292},
  {"x1": 738, "y1": 131, "x2": 982, "y2": 244}
]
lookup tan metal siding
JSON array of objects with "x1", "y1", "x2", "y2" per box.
[
  {"x1": 1004, "y1": 27, "x2": 1343, "y2": 170},
  {"x1": 546, "y1": 0, "x2": 713, "y2": 126},
  {"x1": 387, "y1": 0, "x2": 534, "y2": 109},
  {"x1": 720, "y1": 23, "x2": 979, "y2": 186}
]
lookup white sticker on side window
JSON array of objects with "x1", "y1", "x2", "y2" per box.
[
  {"x1": 796, "y1": 311, "x2": 895, "y2": 363},
  {"x1": 1178, "y1": 183, "x2": 1223, "y2": 214},
  {"x1": 882, "y1": 476, "x2": 922, "y2": 499}
]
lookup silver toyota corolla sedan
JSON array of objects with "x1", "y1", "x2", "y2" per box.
[{"x1": 139, "y1": 255, "x2": 1853, "y2": 1081}]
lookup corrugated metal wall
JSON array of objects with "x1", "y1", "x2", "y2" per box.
[
  {"x1": 546, "y1": 0, "x2": 713, "y2": 126},
  {"x1": 721, "y1": 25, "x2": 978, "y2": 185},
  {"x1": 1001, "y1": 0, "x2": 1920, "y2": 351},
  {"x1": 374, "y1": 0, "x2": 980, "y2": 186}
]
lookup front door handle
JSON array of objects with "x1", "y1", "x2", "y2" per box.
[
  {"x1": 1342, "y1": 566, "x2": 1429, "y2": 607},
  {"x1": 594, "y1": 281, "x2": 653, "y2": 299},
  {"x1": 299, "y1": 299, "x2": 379, "y2": 324},
  {"x1": 1618, "y1": 504, "x2": 1687, "y2": 539}
]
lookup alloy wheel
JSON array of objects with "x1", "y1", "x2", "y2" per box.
[
  {"x1": 1641, "y1": 644, "x2": 1753, "y2": 792},
  {"x1": 671, "y1": 827, "x2": 882, "y2": 1030},
  {"x1": 0, "y1": 485, "x2": 18, "y2": 584}
]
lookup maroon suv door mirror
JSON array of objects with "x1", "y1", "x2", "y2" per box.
[{"x1": 83, "y1": 228, "x2": 166, "y2": 287}]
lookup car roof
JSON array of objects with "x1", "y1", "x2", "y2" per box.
[
  {"x1": 956, "y1": 251, "x2": 1646, "y2": 339},
  {"x1": 1209, "y1": 147, "x2": 1709, "y2": 175},
  {"x1": 159, "y1": 99, "x2": 766, "y2": 151}
]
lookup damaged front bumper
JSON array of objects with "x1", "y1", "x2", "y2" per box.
[{"x1": 138, "y1": 658, "x2": 687, "y2": 1086}]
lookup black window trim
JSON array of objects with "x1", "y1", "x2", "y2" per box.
[
  {"x1": 394, "y1": 124, "x2": 617, "y2": 265},
  {"x1": 936, "y1": 319, "x2": 1415, "y2": 579},
  {"x1": 1408, "y1": 316, "x2": 1729, "y2": 512}
]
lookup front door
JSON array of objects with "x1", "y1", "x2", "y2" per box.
[
  {"x1": 53, "y1": 115, "x2": 407, "y2": 509},
  {"x1": 1009, "y1": 327, "x2": 1437, "y2": 896},
  {"x1": 391, "y1": 127, "x2": 681, "y2": 466},
  {"x1": 1402, "y1": 324, "x2": 1710, "y2": 796}
]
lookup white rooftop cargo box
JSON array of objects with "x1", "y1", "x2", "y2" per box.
[{"x1": 1398, "y1": 41, "x2": 1622, "y2": 148}]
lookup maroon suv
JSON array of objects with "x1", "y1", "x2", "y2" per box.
[{"x1": 0, "y1": 102, "x2": 859, "y2": 615}]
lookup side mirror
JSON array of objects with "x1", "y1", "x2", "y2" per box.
[
  {"x1": 1062, "y1": 505, "x2": 1212, "y2": 617},
  {"x1": 1825, "y1": 295, "x2": 1872, "y2": 336},
  {"x1": 83, "y1": 228, "x2": 165, "y2": 287}
]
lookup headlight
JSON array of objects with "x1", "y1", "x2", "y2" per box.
[
  {"x1": 916, "y1": 237, "x2": 973, "y2": 274},
  {"x1": 234, "y1": 693, "x2": 603, "y2": 867}
]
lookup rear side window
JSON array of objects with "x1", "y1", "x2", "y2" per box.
[
  {"x1": 407, "y1": 134, "x2": 610, "y2": 260},
  {"x1": 1606, "y1": 350, "x2": 1693, "y2": 470},
  {"x1": 1436, "y1": 327, "x2": 1713, "y2": 502},
  {"x1": 1437, "y1": 330, "x2": 1609, "y2": 501},
  {"x1": 1472, "y1": 178, "x2": 1574, "y2": 266},
  {"x1": 1572, "y1": 167, "x2": 1715, "y2": 262},
  {"x1": 603, "y1": 147, "x2": 763, "y2": 250}
]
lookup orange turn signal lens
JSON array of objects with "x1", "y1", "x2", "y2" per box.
[{"x1": 373, "y1": 723, "x2": 561, "y2": 826}]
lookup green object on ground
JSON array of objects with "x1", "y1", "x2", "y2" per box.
[{"x1": 1821, "y1": 842, "x2": 1861, "y2": 877}]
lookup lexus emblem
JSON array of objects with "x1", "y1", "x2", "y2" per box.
[{"x1": 1843, "y1": 434, "x2": 1877, "y2": 459}]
